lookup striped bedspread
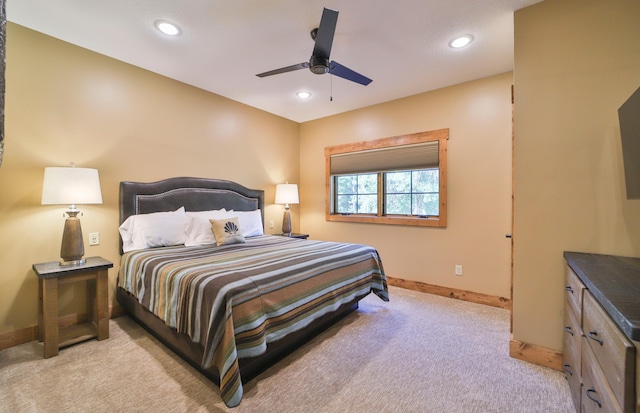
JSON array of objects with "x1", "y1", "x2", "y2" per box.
[{"x1": 118, "y1": 235, "x2": 389, "y2": 407}]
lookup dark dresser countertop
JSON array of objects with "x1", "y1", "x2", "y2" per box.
[{"x1": 564, "y1": 251, "x2": 640, "y2": 341}]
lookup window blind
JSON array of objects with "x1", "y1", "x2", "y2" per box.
[{"x1": 330, "y1": 141, "x2": 439, "y2": 175}]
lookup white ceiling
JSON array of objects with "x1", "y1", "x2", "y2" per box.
[{"x1": 7, "y1": 0, "x2": 542, "y2": 123}]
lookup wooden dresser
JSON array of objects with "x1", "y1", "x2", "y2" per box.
[{"x1": 563, "y1": 252, "x2": 640, "y2": 413}]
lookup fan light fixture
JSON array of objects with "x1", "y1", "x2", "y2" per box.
[
  {"x1": 449, "y1": 35, "x2": 474, "y2": 49},
  {"x1": 155, "y1": 20, "x2": 181, "y2": 36},
  {"x1": 296, "y1": 91, "x2": 312, "y2": 99}
]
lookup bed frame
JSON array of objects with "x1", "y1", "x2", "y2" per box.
[{"x1": 116, "y1": 177, "x2": 359, "y2": 386}]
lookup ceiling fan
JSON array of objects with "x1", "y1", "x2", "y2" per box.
[{"x1": 256, "y1": 8, "x2": 372, "y2": 86}]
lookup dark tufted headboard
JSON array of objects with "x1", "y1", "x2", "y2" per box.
[{"x1": 119, "y1": 177, "x2": 264, "y2": 253}]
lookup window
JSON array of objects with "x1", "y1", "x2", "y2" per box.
[
  {"x1": 335, "y1": 173, "x2": 378, "y2": 214},
  {"x1": 385, "y1": 169, "x2": 440, "y2": 216},
  {"x1": 325, "y1": 129, "x2": 448, "y2": 227}
]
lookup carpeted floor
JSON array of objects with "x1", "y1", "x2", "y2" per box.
[{"x1": 0, "y1": 286, "x2": 574, "y2": 412}]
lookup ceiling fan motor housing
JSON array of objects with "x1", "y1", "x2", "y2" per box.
[{"x1": 309, "y1": 55, "x2": 330, "y2": 74}]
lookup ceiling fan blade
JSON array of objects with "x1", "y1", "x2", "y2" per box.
[
  {"x1": 312, "y1": 8, "x2": 338, "y2": 60},
  {"x1": 329, "y1": 61, "x2": 373, "y2": 86},
  {"x1": 256, "y1": 62, "x2": 309, "y2": 78}
]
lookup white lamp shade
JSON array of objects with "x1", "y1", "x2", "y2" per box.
[
  {"x1": 41, "y1": 167, "x2": 103, "y2": 205},
  {"x1": 275, "y1": 183, "x2": 299, "y2": 205}
]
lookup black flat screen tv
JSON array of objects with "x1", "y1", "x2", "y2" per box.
[{"x1": 618, "y1": 86, "x2": 640, "y2": 200}]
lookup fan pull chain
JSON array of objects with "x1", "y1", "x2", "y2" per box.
[{"x1": 330, "y1": 73, "x2": 333, "y2": 102}]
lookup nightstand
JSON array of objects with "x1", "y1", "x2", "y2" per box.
[
  {"x1": 32, "y1": 256, "x2": 113, "y2": 358},
  {"x1": 276, "y1": 233, "x2": 309, "y2": 240}
]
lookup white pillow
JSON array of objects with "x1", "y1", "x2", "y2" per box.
[
  {"x1": 184, "y1": 209, "x2": 232, "y2": 246},
  {"x1": 119, "y1": 207, "x2": 187, "y2": 253},
  {"x1": 232, "y1": 209, "x2": 264, "y2": 238}
]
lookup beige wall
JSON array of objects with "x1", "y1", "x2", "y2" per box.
[
  {"x1": 6, "y1": 0, "x2": 639, "y2": 359},
  {"x1": 299, "y1": 73, "x2": 514, "y2": 299},
  {"x1": 0, "y1": 24, "x2": 300, "y2": 335},
  {"x1": 513, "y1": 0, "x2": 640, "y2": 351}
]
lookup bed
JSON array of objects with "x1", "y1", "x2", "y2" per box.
[{"x1": 116, "y1": 177, "x2": 389, "y2": 407}]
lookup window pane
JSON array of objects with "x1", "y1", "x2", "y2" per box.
[
  {"x1": 357, "y1": 195, "x2": 377, "y2": 213},
  {"x1": 336, "y1": 194, "x2": 356, "y2": 213},
  {"x1": 386, "y1": 171, "x2": 411, "y2": 193},
  {"x1": 337, "y1": 175, "x2": 357, "y2": 194},
  {"x1": 358, "y1": 174, "x2": 378, "y2": 194},
  {"x1": 413, "y1": 169, "x2": 439, "y2": 192},
  {"x1": 335, "y1": 173, "x2": 378, "y2": 214},
  {"x1": 413, "y1": 193, "x2": 439, "y2": 216},
  {"x1": 386, "y1": 194, "x2": 411, "y2": 214}
]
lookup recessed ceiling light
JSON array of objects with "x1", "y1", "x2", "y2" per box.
[
  {"x1": 449, "y1": 35, "x2": 474, "y2": 49},
  {"x1": 155, "y1": 20, "x2": 181, "y2": 36},
  {"x1": 296, "y1": 91, "x2": 312, "y2": 99}
]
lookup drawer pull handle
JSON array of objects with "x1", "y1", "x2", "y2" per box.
[
  {"x1": 588, "y1": 331, "x2": 604, "y2": 345},
  {"x1": 585, "y1": 388, "x2": 602, "y2": 408},
  {"x1": 564, "y1": 326, "x2": 574, "y2": 336},
  {"x1": 565, "y1": 286, "x2": 574, "y2": 294},
  {"x1": 563, "y1": 364, "x2": 573, "y2": 376}
]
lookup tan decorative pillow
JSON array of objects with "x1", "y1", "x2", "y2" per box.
[{"x1": 210, "y1": 217, "x2": 246, "y2": 246}]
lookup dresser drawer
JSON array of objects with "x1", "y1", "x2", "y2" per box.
[
  {"x1": 565, "y1": 266, "x2": 585, "y2": 320},
  {"x1": 582, "y1": 337, "x2": 623, "y2": 413},
  {"x1": 563, "y1": 304, "x2": 582, "y2": 410},
  {"x1": 583, "y1": 291, "x2": 635, "y2": 412}
]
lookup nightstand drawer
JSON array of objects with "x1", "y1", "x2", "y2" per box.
[{"x1": 583, "y1": 291, "x2": 635, "y2": 412}]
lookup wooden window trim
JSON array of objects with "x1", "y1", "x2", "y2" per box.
[{"x1": 325, "y1": 128, "x2": 448, "y2": 227}]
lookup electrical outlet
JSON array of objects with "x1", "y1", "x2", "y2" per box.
[
  {"x1": 269, "y1": 220, "x2": 274, "y2": 229},
  {"x1": 89, "y1": 232, "x2": 100, "y2": 246},
  {"x1": 455, "y1": 265, "x2": 463, "y2": 276}
]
